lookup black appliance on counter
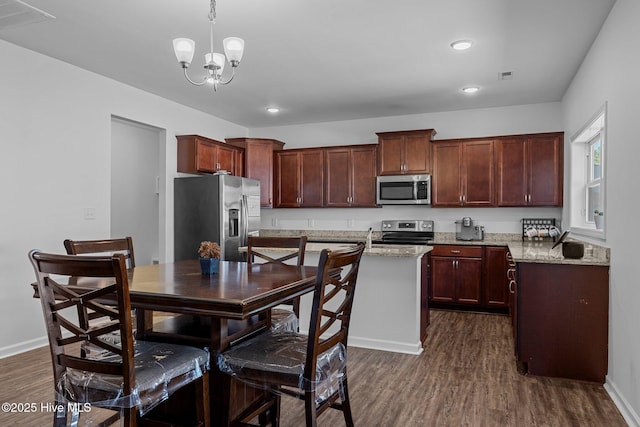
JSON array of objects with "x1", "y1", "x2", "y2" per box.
[{"x1": 377, "y1": 219, "x2": 434, "y2": 245}]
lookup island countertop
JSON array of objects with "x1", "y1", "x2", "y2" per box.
[{"x1": 240, "y1": 242, "x2": 431, "y2": 258}]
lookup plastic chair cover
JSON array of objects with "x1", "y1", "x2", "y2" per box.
[
  {"x1": 59, "y1": 340, "x2": 209, "y2": 416},
  {"x1": 270, "y1": 307, "x2": 299, "y2": 333},
  {"x1": 217, "y1": 331, "x2": 346, "y2": 404}
]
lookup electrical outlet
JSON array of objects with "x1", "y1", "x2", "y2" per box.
[
  {"x1": 347, "y1": 219, "x2": 354, "y2": 228},
  {"x1": 83, "y1": 208, "x2": 96, "y2": 220},
  {"x1": 308, "y1": 219, "x2": 315, "y2": 228}
]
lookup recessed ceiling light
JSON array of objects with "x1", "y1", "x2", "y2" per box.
[
  {"x1": 450, "y1": 40, "x2": 473, "y2": 51},
  {"x1": 462, "y1": 86, "x2": 479, "y2": 94},
  {"x1": 266, "y1": 107, "x2": 280, "y2": 113}
]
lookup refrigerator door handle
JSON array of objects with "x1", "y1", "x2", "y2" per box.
[{"x1": 241, "y1": 194, "x2": 249, "y2": 247}]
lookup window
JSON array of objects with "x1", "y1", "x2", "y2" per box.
[{"x1": 570, "y1": 105, "x2": 606, "y2": 238}]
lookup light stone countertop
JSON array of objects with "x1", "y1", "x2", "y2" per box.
[
  {"x1": 506, "y1": 240, "x2": 610, "y2": 266},
  {"x1": 240, "y1": 242, "x2": 431, "y2": 258},
  {"x1": 259, "y1": 229, "x2": 610, "y2": 265}
]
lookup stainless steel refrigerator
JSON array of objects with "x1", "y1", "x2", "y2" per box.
[{"x1": 174, "y1": 174, "x2": 261, "y2": 261}]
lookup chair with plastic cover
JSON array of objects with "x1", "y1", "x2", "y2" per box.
[
  {"x1": 247, "y1": 236, "x2": 308, "y2": 332},
  {"x1": 218, "y1": 242, "x2": 365, "y2": 427},
  {"x1": 64, "y1": 236, "x2": 136, "y2": 269},
  {"x1": 29, "y1": 250, "x2": 210, "y2": 427}
]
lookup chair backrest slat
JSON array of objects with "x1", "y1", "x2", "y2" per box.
[
  {"x1": 64, "y1": 237, "x2": 136, "y2": 269},
  {"x1": 304, "y1": 243, "x2": 365, "y2": 381},
  {"x1": 247, "y1": 236, "x2": 307, "y2": 266}
]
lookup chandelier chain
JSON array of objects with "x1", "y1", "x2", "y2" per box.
[{"x1": 209, "y1": 0, "x2": 216, "y2": 23}]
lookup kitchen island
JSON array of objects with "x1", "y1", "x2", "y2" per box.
[{"x1": 244, "y1": 242, "x2": 432, "y2": 354}]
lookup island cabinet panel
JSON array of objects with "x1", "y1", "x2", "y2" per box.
[
  {"x1": 495, "y1": 133, "x2": 563, "y2": 207},
  {"x1": 429, "y1": 245, "x2": 482, "y2": 305},
  {"x1": 420, "y1": 255, "x2": 430, "y2": 343},
  {"x1": 516, "y1": 262, "x2": 609, "y2": 383},
  {"x1": 325, "y1": 145, "x2": 377, "y2": 207},
  {"x1": 226, "y1": 138, "x2": 285, "y2": 207},
  {"x1": 177, "y1": 134, "x2": 240, "y2": 175},
  {"x1": 274, "y1": 149, "x2": 324, "y2": 208},
  {"x1": 376, "y1": 129, "x2": 435, "y2": 175},
  {"x1": 483, "y1": 246, "x2": 509, "y2": 308},
  {"x1": 432, "y1": 139, "x2": 494, "y2": 207}
]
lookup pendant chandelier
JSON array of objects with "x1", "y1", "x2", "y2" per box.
[{"x1": 172, "y1": 0, "x2": 244, "y2": 91}]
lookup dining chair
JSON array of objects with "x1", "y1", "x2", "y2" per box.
[
  {"x1": 247, "y1": 236, "x2": 308, "y2": 332},
  {"x1": 218, "y1": 242, "x2": 366, "y2": 427},
  {"x1": 29, "y1": 250, "x2": 211, "y2": 427},
  {"x1": 64, "y1": 236, "x2": 136, "y2": 269},
  {"x1": 63, "y1": 236, "x2": 147, "y2": 339}
]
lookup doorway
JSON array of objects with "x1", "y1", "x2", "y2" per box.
[{"x1": 110, "y1": 116, "x2": 162, "y2": 265}]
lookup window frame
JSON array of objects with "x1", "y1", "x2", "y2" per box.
[{"x1": 569, "y1": 104, "x2": 607, "y2": 240}]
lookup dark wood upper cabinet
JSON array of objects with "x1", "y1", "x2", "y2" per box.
[
  {"x1": 495, "y1": 133, "x2": 563, "y2": 206},
  {"x1": 432, "y1": 139, "x2": 494, "y2": 207},
  {"x1": 376, "y1": 129, "x2": 436, "y2": 175},
  {"x1": 274, "y1": 148, "x2": 324, "y2": 208},
  {"x1": 226, "y1": 138, "x2": 285, "y2": 208},
  {"x1": 177, "y1": 134, "x2": 240, "y2": 175},
  {"x1": 325, "y1": 145, "x2": 377, "y2": 207}
]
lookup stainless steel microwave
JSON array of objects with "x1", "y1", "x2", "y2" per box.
[{"x1": 376, "y1": 174, "x2": 431, "y2": 205}]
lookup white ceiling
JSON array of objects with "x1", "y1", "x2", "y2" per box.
[{"x1": 0, "y1": 0, "x2": 616, "y2": 128}]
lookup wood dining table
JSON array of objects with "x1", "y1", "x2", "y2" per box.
[{"x1": 35, "y1": 259, "x2": 321, "y2": 426}]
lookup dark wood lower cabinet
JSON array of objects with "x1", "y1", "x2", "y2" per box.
[
  {"x1": 516, "y1": 262, "x2": 609, "y2": 383},
  {"x1": 483, "y1": 246, "x2": 509, "y2": 308},
  {"x1": 429, "y1": 245, "x2": 508, "y2": 311}
]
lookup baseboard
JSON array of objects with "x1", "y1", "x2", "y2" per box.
[
  {"x1": 347, "y1": 335, "x2": 423, "y2": 355},
  {"x1": 0, "y1": 336, "x2": 48, "y2": 359},
  {"x1": 605, "y1": 376, "x2": 640, "y2": 427}
]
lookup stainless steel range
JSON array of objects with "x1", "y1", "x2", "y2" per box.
[{"x1": 378, "y1": 220, "x2": 434, "y2": 245}]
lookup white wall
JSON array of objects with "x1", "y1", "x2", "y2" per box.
[
  {"x1": 0, "y1": 39, "x2": 247, "y2": 357},
  {"x1": 561, "y1": 0, "x2": 640, "y2": 424},
  {"x1": 251, "y1": 103, "x2": 564, "y2": 234}
]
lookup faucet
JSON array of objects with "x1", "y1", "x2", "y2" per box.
[{"x1": 366, "y1": 227, "x2": 373, "y2": 249}]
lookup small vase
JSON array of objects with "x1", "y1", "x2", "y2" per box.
[
  {"x1": 594, "y1": 215, "x2": 604, "y2": 230},
  {"x1": 200, "y1": 258, "x2": 220, "y2": 275}
]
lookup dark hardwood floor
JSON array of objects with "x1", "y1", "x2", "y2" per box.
[{"x1": 0, "y1": 310, "x2": 627, "y2": 426}]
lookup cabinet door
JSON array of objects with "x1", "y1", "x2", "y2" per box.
[
  {"x1": 432, "y1": 143, "x2": 462, "y2": 206},
  {"x1": 350, "y1": 146, "x2": 377, "y2": 207},
  {"x1": 196, "y1": 139, "x2": 218, "y2": 173},
  {"x1": 496, "y1": 138, "x2": 527, "y2": 206},
  {"x1": 430, "y1": 257, "x2": 456, "y2": 302},
  {"x1": 216, "y1": 144, "x2": 237, "y2": 174},
  {"x1": 456, "y1": 257, "x2": 482, "y2": 304},
  {"x1": 300, "y1": 150, "x2": 324, "y2": 207},
  {"x1": 245, "y1": 141, "x2": 274, "y2": 207},
  {"x1": 527, "y1": 135, "x2": 563, "y2": 206},
  {"x1": 324, "y1": 148, "x2": 351, "y2": 207},
  {"x1": 462, "y1": 140, "x2": 494, "y2": 206},
  {"x1": 484, "y1": 246, "x2": 509, "y2": 308},
  {"x1": 274, "y1": 151, "x2": 301, "y2": 207},
  {"x1": 377, "y1": 136, "x2": 405, "y2": 175},
  {"x1": 403, "y1": 134, "x2": 431, "y2": 174}
]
